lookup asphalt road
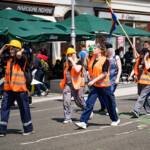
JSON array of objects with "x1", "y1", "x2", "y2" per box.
[{"x1": 0, "y1": 94, "x2": 150, "y2": 150}]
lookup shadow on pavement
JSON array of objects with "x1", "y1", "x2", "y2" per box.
[
  {"x1": 7, "y1": 129, "x2": 22, "y2": 135},
  {"x1": 52, "y1": 117, "x2": 79, "y2": 123}
]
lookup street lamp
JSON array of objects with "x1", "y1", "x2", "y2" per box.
[{"x1": 71, "y1": 0, "x2": 76, "y2": 48}]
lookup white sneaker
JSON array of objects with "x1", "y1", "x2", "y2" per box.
[
  {"x1": 41, "y1": 92, "x2": 46, "y2": 96},
  {"x1": 111, "y1": 119, "x2": 120, "y2": 126},
  {"x1": 75, "y1": 122, "x2": 87, "y2": 129},
  {"x1": 22, "y1": 131, "x2": 34, "y2": 136},
  {"x1": 63, "y1": 119, "x2": 72, "y2": 124},
  {"x1": 0, "y1": 133, "x2": 5, "y2": 137}
]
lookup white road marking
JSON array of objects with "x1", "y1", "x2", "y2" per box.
[
  {"x1": 20, "y1": 121, "x2": 137, "y2": 146},
  {"x1": 32, "y1": 96, "x2": 62, "y2": 103},
  {"x1": 115, "y1": 130, "x2": 137, "y2": 136}
]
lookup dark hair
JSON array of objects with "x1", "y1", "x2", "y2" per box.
[
  {"x1": 144, "y1": 41, "x2": 149, "y2": 43},
  {"x1": 68, "y1": 44, "x2": 74, "y2": 48},
  {"x1": 141, "y1": 48, "x2": 149, "y2": 55},
  {"x1": 80, "y1": 44, "x2": 86, "y2": 48},
  {"x1": 105, "y1": 42, "x2": 113, "y2": 49},
  {"x1": 95, "y1": 43, "x2": 106, "y2": 51}
]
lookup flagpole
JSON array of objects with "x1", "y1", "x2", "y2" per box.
[
  {"x1": 105, "y1": 0, "x2": 133, "y2": 48},
  {"x1": 71, "y1": 0, "x2": 76, "y2": 49}
]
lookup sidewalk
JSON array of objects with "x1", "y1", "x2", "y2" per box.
[{"x1": 32, "y1": 82, "x2": 137, "y2": 103}]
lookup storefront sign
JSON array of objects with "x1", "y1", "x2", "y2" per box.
[
  {"x1": 99, "y1": 11, "x2": 150, "y2": 22},
  {"x1": 0, "y1": 2, "x2": 54, "y2": 15}
]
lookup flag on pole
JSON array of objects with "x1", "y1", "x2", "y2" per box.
[
  {"x1": 109, "y1": 7, "x2": 118, "y2": 35},
  {"x1": 105, "y1": 0, "x2": 118, "y2": 35},
  {"x1": 105, "y1": 0, "x2": 133, "y2": 47}
]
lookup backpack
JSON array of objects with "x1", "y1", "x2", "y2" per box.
[{"x1": 40, "y1": 59, "x2": 49, "y2": 72}]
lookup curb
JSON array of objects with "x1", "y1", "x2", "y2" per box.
[{"x1": 32, "y1": 83, "x2": 137, "y2": 103}]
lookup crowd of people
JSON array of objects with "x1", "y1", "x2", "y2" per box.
[{"x1": 0, "y1": 39, "x2": 150, "y2": 136}]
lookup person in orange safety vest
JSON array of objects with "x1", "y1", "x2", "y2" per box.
[
  {"x1": 75, "y1": 43, "x2": 120, "y2": 129},
  {"x1": 0, "y1": 39, "x2": 33, "y2": 137},
  {"x1": 60, "y1": 47, "x2": 86, "y2": 124},
  {"x1": 132, "y1": 41, "x2": 150, "y2": 117}
]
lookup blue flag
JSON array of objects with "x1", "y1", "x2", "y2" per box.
[{"x1": 109, "y1": 7, "x2": 118, "y2": 36}]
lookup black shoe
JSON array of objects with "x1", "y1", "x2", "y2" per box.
[
  {"x1": 99, "y1": 108, "x2": 107, "y2": 115},
  {"x1": 29, "y1": 96, "x2": 32, "y2": 105}
]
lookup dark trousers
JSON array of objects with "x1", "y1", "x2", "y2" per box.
[
  {"x1": 0, "y1": 91, "x2": 33, "y2": 134},
  {"x1": 80, "y1": 86, "x2": 118, "y2": 124},
  {"x1": 35, "y1": 83, "x2": 48, "y2": 96},
  {"x1": 99, "y1": 83, "x2": 117, "y2": 110}
]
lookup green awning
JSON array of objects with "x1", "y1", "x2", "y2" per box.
[
  {"x1": 59, "y1": 14, "x2": 150, "y2": 37},
  {"x1": 0, "y1": 28, "x2": 8, "y2": 35},
  {"x1": 0, "y1": 9, "x2": 94, "y2": 42}
]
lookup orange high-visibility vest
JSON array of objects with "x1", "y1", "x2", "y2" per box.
[
  {"x1": 88, "y1": 55, "x2": 111, "y2": 87},
  {"x1": 87, "y1": 55, "x2": 96, "y2": 79},
  {"x1": 4, "y1": 59, "x2": 27, "y2": 92},
  {"x1": 59, "y1": 63, "x2": 84, "y2": 90},
  {"x1": 134, "y1": 57, "x2": 143, "y2": 78},
  {"x1": 136, "y1": 57, "x2": 150, "y2": 85}
]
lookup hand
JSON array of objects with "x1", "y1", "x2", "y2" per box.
[
  {"x1": 88, "y1": 80, "x2": 95, "y2": 86},
  {"x1": 144, "y1": 52, "x2": 149, "y2": 61},
  {"x1": 68, "y1": 57, "x2": 74, "y2": 63},
  {"x1": 128, "y1": 76, "x2": 132, "y2": 81},
  {"x1": 16, "y1": 48, "x2": 24, "y2": 58},
  {"x1": 1, "y1": 44, "x2": 8, "y2": 51}
]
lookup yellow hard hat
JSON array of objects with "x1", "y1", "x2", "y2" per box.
[
  {"x1": 6, "y1": 39, "x2": 22, "y2": 49},
  {"x1": 66, "y1": 48, "x2": 76, "y2": 55}
]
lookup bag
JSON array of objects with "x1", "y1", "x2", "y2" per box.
[{"x1": 40, "y1": 59, "x2": 49, "y2": 72}]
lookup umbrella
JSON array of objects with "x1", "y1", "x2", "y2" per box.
[
  {"x1": 0, "y1": 9, "x2": 94, "y2": 42},
  {"x1": 0, "y1": 8, "x2": 44, "y2": 21},
  {"x1": 59, "y1": 14, "x2": 150, "y2": 37},
  {"x1": 0, "y1": 28, "x2": 8, "y2": 35}
]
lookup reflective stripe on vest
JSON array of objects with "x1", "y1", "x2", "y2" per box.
[
  {"x1": 4, "y1": 59, "x2": 27, "y2": 92},
  {"x1": 137, "y1": 58, "x2": 150, "y2": 85},
  {"x1": 138, "y1": 72, "x2": 150, "y2": 85}
]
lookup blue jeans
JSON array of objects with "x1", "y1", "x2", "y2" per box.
[
  {"x1": 80, "y1": 86, "x2": 118, "y2": 124},
  {"x1": 99, "y1": 83, "x2": 117, "y2": 110}
]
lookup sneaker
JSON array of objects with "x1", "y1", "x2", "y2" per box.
[
  {"x1": 146, "y1": 113, "x2": 150, "y2": 116},
  {"x1": 22, "y1": 131, "x2": 34, "y2": 136},
  {"x1": 75, "y1": 122, "x2": 87, "y2": 129},
  {"x1": 106, "y1": 112, "x2": 109, "y2": 116},
  {"x1": 99, "y1": 108, "x2": 106, "y2": 113},
  {"x1": 99, "y1": 108, "x2": 107, "y2": 115},
  {"x1": 0, "y1": 133, "x2": 5, "y2": 137},
  {"x1": 63, "y1": 119, "x2": 72, "y2": 124},
  {"x1": 111, "y1": 119, "x2": 120, "y2": 126},
  {"x1": 132, "y1": 110, "x2": 139, "y2": 118}
]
